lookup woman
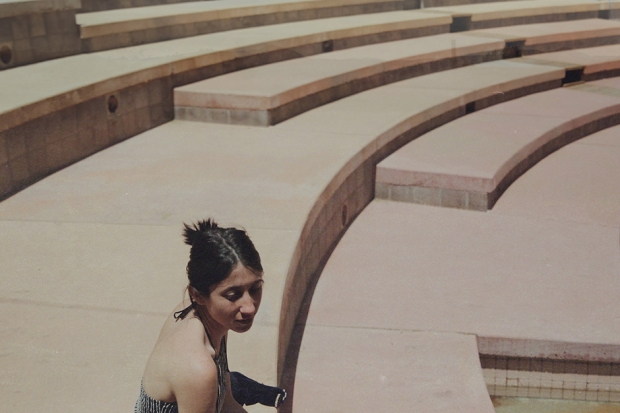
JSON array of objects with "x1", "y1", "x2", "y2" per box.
[{"x1": 136, "y1": 219, "x2": 273, "y2": 413}]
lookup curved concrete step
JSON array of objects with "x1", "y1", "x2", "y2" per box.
[
  {"x1": 79, "y1": 0, "x2": 215, "y2": 13},
  {"x1": 0, "y1": 10, "x2": 451, "y2": 200},
  {"x1": 376, "y1": 77, "x2": 620, "y2": 210},
  {"x1": 299, "y1": 122, "x2": 620, "y2": 405},
  {"x1": 423, "y1": 0, "x2": 620, "y2": 32},
  {"x1": 0, "y1": 0, "x2": 81, "y2": 69},
  {"x1": 76, "y1": 0, "x2": 406, "y2": 52},
  {"x1": 0, "y1": 56, "x2": 570, "y2": 412},
  {"x1": 173, "y1": 19, "x2": 620, "y2": 126}
]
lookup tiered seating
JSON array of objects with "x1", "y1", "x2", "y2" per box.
[
  {"x1": 3, "y1": 0, "x2": 620, "y2": 412},
  {"x1": 376, "y1": 51, "x2": 620, "y2": 210},
  {"x1": 0, "y1": 0, "x2": 81, "y2": 68},
  {"x1": 0, "y1": 10, "x2": 451, "y2": 201},
  {"x1": 76, "y1": 0, "x2": 408, "y2": 52},
  {"x1": 80, "y1": 0, "x2": 207, "y2": 13},
  {"x1": 75, "y1": 0, "x2": 620, "y2": 51},
  {"x1": 173, "y1": 19, "x2": 620, "y2": 126}
]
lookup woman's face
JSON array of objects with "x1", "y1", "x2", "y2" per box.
[{"x1": 204, "y1": 264, "x2": 263, "y2": 333}]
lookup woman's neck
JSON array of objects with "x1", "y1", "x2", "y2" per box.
[{"x1": 194, "y1": 306, "x2": 225, "y2": 353}]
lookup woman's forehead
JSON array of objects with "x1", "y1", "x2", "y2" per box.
[{"x1": 219, "y1": 265, "x2": 263, "y2": 287}]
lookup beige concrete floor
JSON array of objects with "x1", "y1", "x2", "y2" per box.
[{"x1": 293, "y1": 124, "x2": 620, "y2": 412}]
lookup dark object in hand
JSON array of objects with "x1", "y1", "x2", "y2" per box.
[{"x1": 230, "y1": 371, "x2": 287, "y2": 408}]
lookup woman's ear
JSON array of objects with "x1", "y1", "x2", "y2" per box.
[{"x1": 189, "y1": 286, "x2": 207, "y2": 305}]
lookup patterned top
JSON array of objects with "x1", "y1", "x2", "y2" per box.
[{"x1": 135, "y1": 337, "x2": 229, "y2": 413}]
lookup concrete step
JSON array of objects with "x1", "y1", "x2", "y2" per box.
[
  {"x1": 173, "y1": 19, "x2": 620, "y2": 126},
  {"x1": 0, "y1": 10, "x2": 451, "y2": 200},
  {"x1": 80, "y1": 0, "x2": 214, "y2": 13},
  {"x1": 376, "y1": 77, "x2": 620, "y2": 210},
  {"x1": 422, "y1": 0, "x2": 620, "y2": 32},
  {"x1": 0, "y1": 0, "x2": 81, "y2": 69},
  {"x1": 76, "y1": 0, "x2": 406, "y2": 52}
]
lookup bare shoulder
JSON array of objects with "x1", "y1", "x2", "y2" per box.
[{"x1": 169, "y1": 317, "x2": 219, "y2": 413}]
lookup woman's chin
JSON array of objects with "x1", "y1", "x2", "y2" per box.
[{"x1": 232, "y1": 319, "x2": 254, "y2": 333}]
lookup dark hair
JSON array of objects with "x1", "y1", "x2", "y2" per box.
[{"x1": 175, "y1": 219, "x2": 262, "y2": 320}]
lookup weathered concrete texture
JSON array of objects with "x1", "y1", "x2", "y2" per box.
[
  {"x1": 77, "y1": 0, "x2": 406, "y2": 52},
  {"x1": 172, "y1": 19, "x2": 620, "y2": 127},
  {"x1": 79, "y1": 0, "x2": 207, "y2": 13},
  {"x1": 422, "y1": 0, "x2": 618, "y2": 32},
  {"x1": 0, "y1": 10, "x2": 451, "y2": 201},
  {"x1": 520, "y1": 44, "x2": 620, "y2": 81},
  {"x1": 173, "y1": 32, "x2": 505, "y2": 125},
  {"x1": 298, "y1": 138, "x2": 620, "y2": 404},
  {"x1": 0, "y1": 0, "x2": 81, "y2": 69},
  {"x1": 376, "y1": 79, "x2": 620, "y2": 210},
  {"x1": 294, "y1": 328, "x2": 494, "y2": 413}
]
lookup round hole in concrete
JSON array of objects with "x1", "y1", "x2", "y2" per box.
[
  {"x1": 0, "y1": 45, "x2": 13, "y2": 65},
  {"x1": 341, "y1": 203, "x2": 348, "y2": 227},
  {"x1": 107, "y1": 95, "x2": 118, "y2": 114}
]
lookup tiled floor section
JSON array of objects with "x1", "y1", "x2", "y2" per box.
[{"x1": 295, "y1": 125, "x2": 620, "y2": 411}]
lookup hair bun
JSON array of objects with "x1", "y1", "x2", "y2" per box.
[{"x1": 183, "y1": 219, "x2": 220, "y2": 246}]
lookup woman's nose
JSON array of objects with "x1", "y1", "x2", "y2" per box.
[{"x1": 239, "y1": 292, "x2": 256, "y2": 315}]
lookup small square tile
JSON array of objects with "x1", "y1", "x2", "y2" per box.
[
  {"x1": 506, "y1": 386, "x2": 518, "y2": 397},
  {"x1": 494, "y1": 386, "x2": 507, "y2": 397},
  {"x1": 609, "y1": 391, "x2": 620, "y2": 402},
  {"x1": 11, "y1": 16, "x2": 30, "y2": 40},
  {"x1": 528, "y1": 387, "x2": 541, "y2": 398},
  {"x1": 563, "y1": 389, "x2": 575, "y2": 399},
  {"x1": 575, "y1": 361, "x2": 588, "y2": 375},
  {"x1": 29, "y1": 13, "x2": 46, "y2": 37},
  {"x1": 550, "y1": 388, "x2": 563, "y2": 399},
  {"x1": 539, "y1": 388, "x2": 552, "y2": 398},
  {"x1": 540, "y1": 379, "x2": 553, "y2": 389},
  {"x1": 551, "y1": 380, "x2": 564, "y2": 390},
  {"x1": 597, "y1": 390, "x2": 611, "y2": 402},
  {"x1": 575, "y1": 390, "x2": 587, "y2": 401},
  {"x1": 507, "y1": 378, "x2": 518, "y2": 387},
  {"x1": 552, "y1": 360, "x2": 566, "y2": 374}
]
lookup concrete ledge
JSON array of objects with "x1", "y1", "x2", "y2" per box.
[
  {"x1": 173, "y1": 19, "x2": 620, "y2": 127},
  {"x1": 79, "y1": 0, "x2": 209, "y2": 13},
  {"x1": 519, "y1": 44, "x2": 620, "y2": 81},
  {"x1": 376, "y1": 78, "x2": 620, "y2": 210},
  {"x1": 77, "y1": 0, "x2": 406, "y2": 51},
  {"x1": 0, "y1": 10, "x2": 451, "y2": 200},
  {"x1": 0, "y1": 0, "x2": 80, "y2": 18},
  {"x1": 276, "y1": 59, "x2": 565, "y2": 400},
  {"x1": 0, "y1": 0, "x2": 81, "y2": 69},
  {"x1": 422, "y1": 0, "x2": 618, "y2": 32}
]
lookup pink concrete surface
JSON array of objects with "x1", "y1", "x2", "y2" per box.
[
  {"x1": 173, "y1": 32, "x2": 504, "y2": 110},
  {"x1": 376, "y1": 84, "x2": 620, "y2": 192},
  {"x1": 470, "y1": 18, "x2": 620, "y2": 46},
  {"x1": 492, "y1": 124, "x2": 620, "y2": 227},
  {"x1": 294, "y1": 328, "x2": 494, "y2": 413},
  {"x1": 173, "y1": 19, "x2": 620, "y2": 115},
  {"x1": 520, "y1": 44, "x2": 620, "y2": 75},
  {"x1": 296, "y1": 127, "x2": 620, "y2": 411}
]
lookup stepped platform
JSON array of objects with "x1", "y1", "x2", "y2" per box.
[
  {"x1": 423, "y1": 0, "x2": 620, "y2": 32},
  {"x1": 296, "y1": 121, "x2": 620, "y2": 408},
  {"x1": 75, "y1": 0, "x2": 620, "y2": 52},
  {"x1": 520, "y1": 43, "x2": 620, "y2": 81},
  {"x1": 76, "y1": 0, "x2": 406, "y2": 52},
  {"x1": 375, "y1": 76, "x2": 620, "y2": 210},
  {"x1": 79, "y1": 0, "x2": 210, "y2": 13},
  {"x1": 173, "y1": 19, "x2": 620, "y2": 126},
  {"x1": 1, "y1": 51, "x2": 607, "y2": 411},
  {"x1": 0, "y1": 10, "x2": 451, "y2": 201},
  {"x1": 0, "y1": 0, "x2": 81, "y2": 69}
]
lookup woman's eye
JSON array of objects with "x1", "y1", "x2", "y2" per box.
[{"x1": 225, "y1": 291, "x2": 241, "y2": 301}]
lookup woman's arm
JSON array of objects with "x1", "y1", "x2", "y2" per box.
[
  {"x1": 222, "y1": 371, "x2": 248, "y2": 413},
  {"x1": 175, "y1": 359, "x2": 219, "y2": 413}
]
